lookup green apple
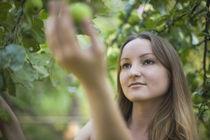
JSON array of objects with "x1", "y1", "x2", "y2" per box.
[
  {"x1": 107, "y1": 49, "x2": 120, "y2": 70},
  {"x1": 128, "y1": 12, "x2": 140, "y2": 26},
  {"x1": 118, "y1": 11, "x2": 126, "y2": 20},
  {"x1": 192, "y1": 95, "x2": 203, "y2": 104},
  {"x1": 24, "y1": 0, "x2": 43, "y2": 15},
  {"x1": 69, "y1": 2, "x2": 93, "y2": 25}
]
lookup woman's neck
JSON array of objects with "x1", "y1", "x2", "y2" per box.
[{"x1": 128, "y1": 97, "x2": 164, "y2": 135}]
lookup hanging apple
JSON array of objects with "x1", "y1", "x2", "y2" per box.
[
  {"x1": 24, "y1": 0, "x2": 43, "y2": 15},
  {"x1": 69, "y1": 2, "x2": 93, "y2": 25}
]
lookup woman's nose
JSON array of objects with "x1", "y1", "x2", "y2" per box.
[{"x1": 129, "y1": 64, "x2": 141, "y2": 78}]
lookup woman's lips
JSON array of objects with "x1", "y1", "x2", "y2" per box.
[{"x1": 128, "y1": 82, "x2": 146, "y2": 87}]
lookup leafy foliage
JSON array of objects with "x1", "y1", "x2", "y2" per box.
[{"x1": 0, "y1": 0, "x2": 209, "y2": 139}]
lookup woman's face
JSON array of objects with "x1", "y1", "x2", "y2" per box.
[{"x1": 119, "y1": 38, "x2": 170, "y2": 102}]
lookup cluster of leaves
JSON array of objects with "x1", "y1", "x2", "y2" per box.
[
  {"x1": 0, "y1": 0, "x2": 119, "y2": 139},
  {"x1": 0, "y1": 0, "x2": 48, "y2": 94},
  {"x1": 0, "y1": 0, "x2": 209, "y2": 139}
]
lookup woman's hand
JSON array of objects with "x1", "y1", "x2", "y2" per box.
[{"x1": 45, "y1": 1, "x2": 106, "y2": 85}]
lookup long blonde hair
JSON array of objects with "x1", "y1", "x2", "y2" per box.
[{"x1": 117, "y1": 32, "x2": 199, "y2": 140}]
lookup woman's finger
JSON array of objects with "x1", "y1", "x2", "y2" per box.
[
  {"x1": 56, "y1": 2, "x2": 79, "y2": 54},
  {"x1": 81, "y1": 19, "x2": 105, "y2": 54},
  {"x1": 45, "y1": 19, "x2": 63, "y2": 61},
  {"x1": 49, "y1": 1, "x2": 58, "y2": 17},
  {"x1": 45, "y1": 1, "x2": 63, "y2": 61}
]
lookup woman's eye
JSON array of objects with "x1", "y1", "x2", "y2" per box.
[
  {"x1": 121, "y1": 63, "x2": 131, "y2": 69},
  {"x1": 143, "y1": 59, "x2": 154, "y2": 65}
]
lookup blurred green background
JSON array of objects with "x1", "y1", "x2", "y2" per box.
[{"x1": 0, "y1": 0, "x2": 209, "y2": 139}]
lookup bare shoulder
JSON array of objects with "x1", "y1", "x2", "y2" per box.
[{"x1": 74, "y1": 120, "x2": 95, "y2": 140}]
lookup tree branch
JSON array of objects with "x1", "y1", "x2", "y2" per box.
[
  {"x1": 0, "y1": 96, "x2": 25, "y2": 140},
  {"x1": 172, "y1": 0, "x2": 178, "y2": 9},
  {"x1": 192, "y1": 40, "x2": 205, "y2": 48},
  {"x1": 1, "y1": 92, "x2": 63, "y2": 137},
  {"x1": 157, "y1": 13, "x2": 188, "y2": 34},
  {"x1": 156, "y1": 1, "x2": 202, "y2": 34}
]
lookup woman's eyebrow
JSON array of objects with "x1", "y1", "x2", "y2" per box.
[
  {"x1": 120, "y1": 58, "x2": 129, "y2": 61},
  {"x1": 139, "y1": 53, "x2": 153, "y2": 58},
  {"x1": 120, "y1": 53, "x2": 153, "y2": 61}
]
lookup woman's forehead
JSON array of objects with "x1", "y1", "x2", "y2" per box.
[{"x1": 121, "y1": 38, "x2": 153, "y2": 57}]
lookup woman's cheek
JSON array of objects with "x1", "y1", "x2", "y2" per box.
[{"x1": 120, "y1": 72, "x2": 127, "y2": 90}]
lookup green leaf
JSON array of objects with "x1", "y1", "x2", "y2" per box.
[
  {"x1": 10, "y1": 52, "x2": 51, "y2": 88},
  {"x1": 11, "y1": 62, "x2": 39, "y2": 83},
  {"x1": 174, "y1": 20, "x2": 184, "y2": 26},
  {"x1": 107, "y1": 47, "x2": 120, "y2": 70},
  {"x1": 40, "y1": 10, "x2": 48, "y2": 20},
  {"x1": 28, "y1": 52, "x2": 51, "y2": 67},
  {"x1": 154, "y1": 15, "x2": 167, "y2": 26},
  {"x1": 3, "y1": 70, "x2": 16, "y2": 96},
  {"x1": 21, "y1": 17, "x2": 45, "y2": 49},
  {"x1": 0, "y1": 44, "x2": 26, "y2": 71},
  {"x1": 31, "y1": 18, "x2": 45, "y2": 44},
  {"x1": 144, "y1": 18, "x2": 155, "y2": 29},
  {"x1": 22, "y1": 34, "x2": 40, "y2": 52},
  {"x1": 7, "y1": 76, "x2": 16, "y2": 96},
  {"x1": 150, "y1": 0, "x2": 168, "y2": 14},
  {"x1": 49, "y1": 61, "x2": 69, "y2": 87},
  {"x1": 0, "y1": 106, "x2": 11, "y2": 122},
  {"x1": 33, "y1": 65, "x2": 49, "y2": 79},
  {"x1": 27, "y1": 52, "x2": 50, "y2": 79},
  {"x1": 0, "y1": 2, "x2": 11, "y2": 22},
  {"x1": 187, "y1": 72, "x2": 199, "y2": 91},
  {"x1": 117, "y1": 33, "x2": 127, "y2": 46},
  {"x1": 192, "y1": 92, "x2": 203, "y2": 104}
]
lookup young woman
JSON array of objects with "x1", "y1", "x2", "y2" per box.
[
  {"x1": 117, "y1": 33, "x2": 199, "y2": 140},
  {"x1": 45, "y1": 1, "x2": 198, "y2": 140}
]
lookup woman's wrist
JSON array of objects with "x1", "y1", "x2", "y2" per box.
[{"x1": 80, "y1": 74, "x2": 108, "y2": 91}]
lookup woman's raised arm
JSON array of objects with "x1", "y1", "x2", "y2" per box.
[{"x1": 45, "y1": 1, "x2": 131, "y2": 140}]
